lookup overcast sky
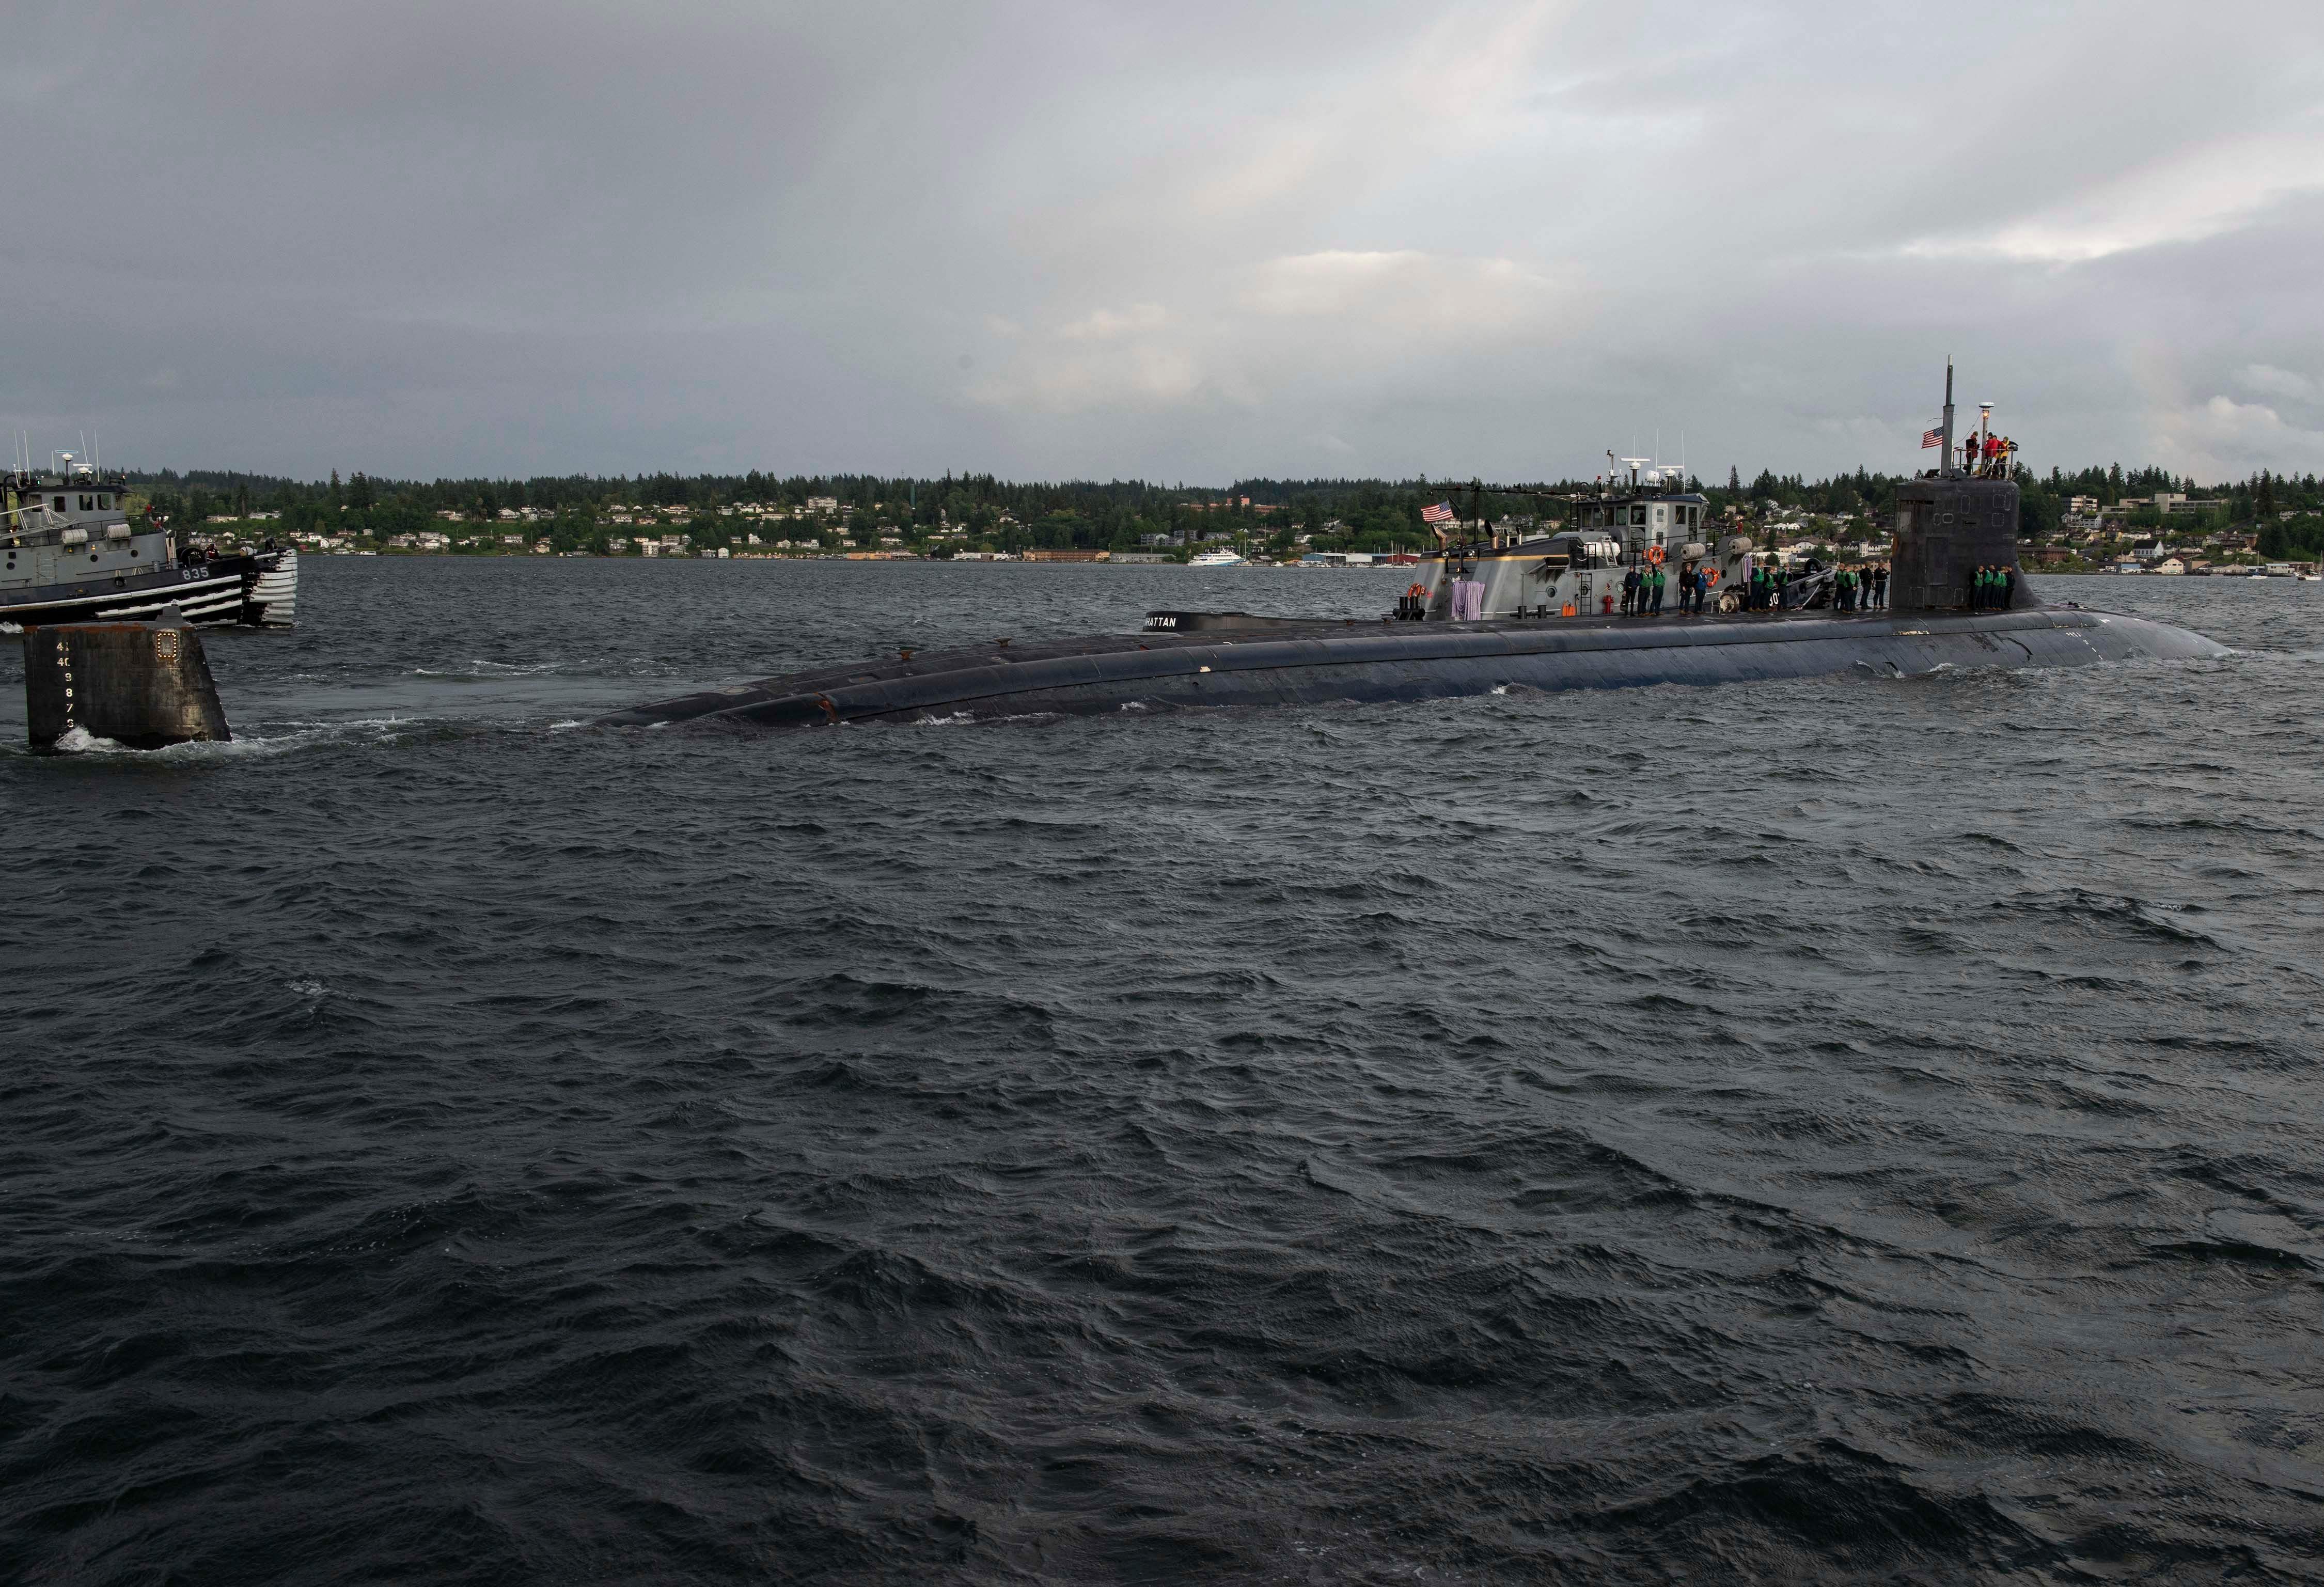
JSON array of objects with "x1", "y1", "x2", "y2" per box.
[{"x1": 5, "y1": 1, "x2": 2321, "y2": 484}]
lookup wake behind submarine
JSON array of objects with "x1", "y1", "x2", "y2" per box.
[{"x1": 599, "y1": 374, "x2": 2226, "y2": 734}]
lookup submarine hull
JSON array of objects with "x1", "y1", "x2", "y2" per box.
[{"x1": 598, "y1": 605, "x2": 2229, "y2": 733}]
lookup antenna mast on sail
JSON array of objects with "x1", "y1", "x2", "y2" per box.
[{"x1": 1940, "y1": 360, "x2": 1957, "y2": 479}]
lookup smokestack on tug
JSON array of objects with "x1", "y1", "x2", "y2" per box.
[{"x1": 22, "y1": 607, "x2": 232, "y2": 752}]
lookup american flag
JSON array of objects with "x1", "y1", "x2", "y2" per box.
[
  {"x1": 1920, "y1": 425, "x2": 1944, "y2": 449},
  {"x1": 1420, "y1": 501, "x2": 1457, "y2": 526}
]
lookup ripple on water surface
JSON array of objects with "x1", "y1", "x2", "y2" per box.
[{"x1": 3, "y1": 563, "x2": 2322, "y2": 1583}]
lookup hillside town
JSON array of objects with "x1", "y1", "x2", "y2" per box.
[{"x1": 135, "y1": 463, "x2": 2324, "y2": 575}]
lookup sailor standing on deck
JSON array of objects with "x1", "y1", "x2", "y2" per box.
[{"x1": 1650, "y1": 563, "x2": 1666, "y2": 615}]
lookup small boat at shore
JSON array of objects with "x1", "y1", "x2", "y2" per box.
[{"x1": 2, "y1": 454, "x2": 297, "y2": 630}]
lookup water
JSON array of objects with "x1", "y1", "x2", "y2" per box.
[{"x1": 4, "y1": 561, "x2": 2321, "y2": 1584}]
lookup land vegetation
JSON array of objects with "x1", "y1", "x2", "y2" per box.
[{"x1": 121, "y1": 461, "x2": 2324, "y2": 569}]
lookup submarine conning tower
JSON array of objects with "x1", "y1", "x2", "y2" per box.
[{"x1": 1889, "y1": 362, "x2": 2032, "y2": 611}]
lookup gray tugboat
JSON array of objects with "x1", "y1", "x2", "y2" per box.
[
  {"x1": 598, "y1": 368, "x2": 2227, "y2": 732},
  {"x1": 2, "y1": 453, "x2": 298, "y2": 630}
]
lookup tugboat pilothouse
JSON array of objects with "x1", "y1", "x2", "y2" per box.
[
  {"x1": 1, "y1": 453, "x2": 297, "y2": 630},
  {"x1": 1396, "y1": 457, "x2": 1831, "y2": 623}
]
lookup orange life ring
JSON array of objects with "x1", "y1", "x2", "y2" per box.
[
  {"x1": 1406, "y1": 583, "x2": 1427, "y2": 600},
  {"x1": 1706, "y1": 568, "x2": 1721, "y2": 585},
  {"x1": 1645, "y1": 544, "x2": 1665, "y2": 565}
]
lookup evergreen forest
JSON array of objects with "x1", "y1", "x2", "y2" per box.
[{"x1": 117, "y1": 461, "x2": 2324, "y2": 561}]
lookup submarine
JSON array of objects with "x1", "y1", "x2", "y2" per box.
[{"x1": 599, "y1": 372, "x2": 2226, "y2": 734}]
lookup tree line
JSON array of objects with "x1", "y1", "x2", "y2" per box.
[{"x1": 118, "y1": 462, "x2": 2324, "y2": 557}]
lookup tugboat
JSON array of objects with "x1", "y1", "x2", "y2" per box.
[{"x1": 1, "y1": 454, "x2": 297, "y2": 630}]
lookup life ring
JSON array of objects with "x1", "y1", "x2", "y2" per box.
[
  {"x1": 1706, "y1": 568, "x2": 1721, "y2": 585},
  {"x1": 1406, "y1": 583, "x2": 1427, "y2": 600},
  {"x1": 1645, "y1": 544, "x2": 1665, "y2": 564}
]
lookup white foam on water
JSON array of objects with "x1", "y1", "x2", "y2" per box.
[
  {"x1": 411, "y1": 658, "x2": 564, "y2": 678},
  {"x1": 29, "y1": 714, "x2": 435, "y2": 764}
]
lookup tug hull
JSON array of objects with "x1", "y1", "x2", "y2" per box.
[{"x1": 598, "y1": 605, "x2": 2229, "y2": 734}]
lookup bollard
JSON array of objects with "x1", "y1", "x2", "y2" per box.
[{"x1": 23, "y1": 608, "x2": 232, "y2": 751}]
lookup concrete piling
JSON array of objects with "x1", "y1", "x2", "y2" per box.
[{"x1": 23, "y1": 609, "x2": 232, "y2": 751}]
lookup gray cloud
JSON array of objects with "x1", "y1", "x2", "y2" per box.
[{"x1": 5, "y1": 0, "x2": 2322, "y2": 482}]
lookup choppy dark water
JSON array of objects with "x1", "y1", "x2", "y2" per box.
[{"x1": 5, "y1": 561, "x2": 2322, "y2": 1585}]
